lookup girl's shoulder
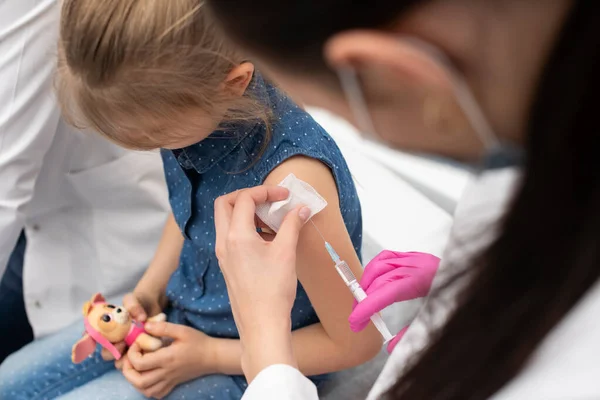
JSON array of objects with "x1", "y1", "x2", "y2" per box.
[
  {"x1": 254, "y1": 95, "x2": 346, "y2": 183},
  {"x1": 258, "y1": 75, "x2": 333, "y2": 144}
]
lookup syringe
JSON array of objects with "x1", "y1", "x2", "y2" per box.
[{"x1": 324, "y1": 242, "x2": 394, "y2": 343}]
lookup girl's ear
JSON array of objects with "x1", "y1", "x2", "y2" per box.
[
  {"x1": 71, "y1": 334, "x2": 97, "y2": 364},
  {"x1": 223, "y1": 62, "x2": 255, "y2": 96}
]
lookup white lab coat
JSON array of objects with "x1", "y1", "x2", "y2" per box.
[
  {"x1": 242, "y1": 168, "x2": 600, "y2": 399},
  {"x1": 0, "y1": 0, "x2": 170, "y2": 337}
]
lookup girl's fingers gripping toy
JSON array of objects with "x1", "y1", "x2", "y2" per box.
[{"x1": 71, "y1": 293, "x2": 166, "y2": 363}]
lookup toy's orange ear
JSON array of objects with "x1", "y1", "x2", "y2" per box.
[
  {"x1": 72, "y1": 334, "x2": 97, "y2": 364},
  {"x1": 82, "y1": 301, "x2": 92, "y2": 316},
  {"x1": 90, "y1": 293, "x2": 106, "y2": 305}
]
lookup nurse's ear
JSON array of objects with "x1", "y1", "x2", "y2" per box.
[
  {"x1": 324, "y1": 30, "x2": 454, "y2": 93},
  {"x1": 323, "y1": 30, "x2": 480, "y2": 159}
]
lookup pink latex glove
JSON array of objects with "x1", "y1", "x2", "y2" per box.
[{"x1": 349, "y1": 250, "x2": 441, "y2": 353}]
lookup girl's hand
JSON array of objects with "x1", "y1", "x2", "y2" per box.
[
  {"x1": 101, "y1": 292, "x2": 162, "y2": 365},
  {"x1": 214, "y1": 186, "x2": 310, "y2": 381},
  {"x1": 123, "y1": 291, "x2": 163, "y2": 323},
  {"x1": 122, "y1": 322, "x2": 217, "y2": 399}
]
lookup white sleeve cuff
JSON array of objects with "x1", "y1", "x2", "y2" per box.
[{"x1": 243, "y1": 364, "x2": 319, "y2": 400}]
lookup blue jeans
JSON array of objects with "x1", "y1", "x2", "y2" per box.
[
  {"x1": 0, "y1": 232, "x2": 33, "y2": 364},
  {"x1": 0, "y1": 320, "x2": 114, "y2": 399},
  {"x1": 0, "y1": 319, "x2": 247, "y2": 399}
]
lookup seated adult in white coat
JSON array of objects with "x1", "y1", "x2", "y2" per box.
[{"x1": 0, "y1": 0, "x2": 169, "y2": 360}]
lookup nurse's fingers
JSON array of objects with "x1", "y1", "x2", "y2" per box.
[
  {"x1": 273, "y1": 206, "x2": 311, "y2": 250},
  {"x1": 386, "y1": 326, "x2": 409, "y2": 354},
  {"x1": 368, "y1": 250, "x2": 411, "y2": 264},
  {"x1": 215, "y1": 186, "x2": 288, "y2": 230},
  {"x1": 229, "y1": 186, "x2": 289, "y2": 233},
  {"x1": 352, "y1": 271, "x2": 409, "y2": 313},
  {"x1": 368, "y1": 269, "x2": 431, "y2": 302},
  {"x1": 360, "y1": 254, "x2": 408, "y2": 292},
  {"x1": 214, "y1": 196, "x2": 233, "y2": 246},
  {"x1": 223, "y1": 186, "x2": 289, "y2": 208},
  {"x1": 360, "y1": 252, "x2": 440, "y2": 292},
  {"x1": 215, "y1": 186, "x2": 289, "y2": 255},
  {"x1": 348, "y1": 285, "x2": 401, "y2": 332},
  {"x1": 362, "y1": 271, "x2": 409, "y2": 297}
]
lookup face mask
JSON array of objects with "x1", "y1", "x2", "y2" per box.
[{"x1": 336, "y1": 37, "x2": 523, "y2": 172}]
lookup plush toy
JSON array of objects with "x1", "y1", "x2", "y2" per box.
[{"x1": 71, "y1": 293, "x2": 166, "y2": 364}]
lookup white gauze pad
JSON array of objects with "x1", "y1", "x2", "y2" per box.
[{"x1": 255, "y1": 173, "x2": 328, "y2": 232}]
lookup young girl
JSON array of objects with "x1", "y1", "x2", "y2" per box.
[{"x1": 0, "y1": 1, "x2": 380, "y2": 399}]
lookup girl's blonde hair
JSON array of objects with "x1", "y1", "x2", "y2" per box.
[{"x1": 57, "y1": 0, "x2": 269, "y2": 150}]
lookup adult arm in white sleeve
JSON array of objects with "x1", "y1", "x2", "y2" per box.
[
  {"x1": 242, "y1": 365, "x2": 319, "y2": 400},
  {"x1": 0, "y1": 0, "x2": 61, "y2": 276}
]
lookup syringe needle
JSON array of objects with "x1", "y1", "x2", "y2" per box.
[
  {"x1": 310, "y1": 220, "x2": 327, "y2": 242},
  {"x1": 311, "y1": 220, "x2": 393, "y2": 343}
]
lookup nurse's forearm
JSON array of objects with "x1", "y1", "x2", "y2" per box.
[
  {"x1": 212, "y1": 322, "x2": 368, "y2": 378},
  {"x1": 135, "y1": 213, "x2": 184, "y2": 307},
  {"x1": 211, "y1": 322, "x2": 295, "y2": 380}
]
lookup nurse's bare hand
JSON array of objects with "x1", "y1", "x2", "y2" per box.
[{"x1": 214, "y1": 186, "x2": 311, "y2": 381}]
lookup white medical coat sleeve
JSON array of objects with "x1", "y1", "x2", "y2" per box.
[
  {"x1": 0, "y1": 0, "x2": 61, "y2": 276},
  {"x1": 242, "y1": 365, "x2": 319, "y2": 400}
]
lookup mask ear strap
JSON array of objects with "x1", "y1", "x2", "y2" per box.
[
  {"x1": 446, "y1": 66, "x2": 500, "y2": 150},
  {"x1": 337, "y1": 66, "x2": 380, "y2": 142},
  {"x1": 400, "y1": 36, "x2": 501, "y2": 151}
]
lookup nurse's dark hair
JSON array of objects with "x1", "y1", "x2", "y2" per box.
[
  {"x1": 209, "y1": 1, "x2": 600, "y2": 399},
  {"x1": 209, "y1": 0, "x2": 421, "y2": 85}
]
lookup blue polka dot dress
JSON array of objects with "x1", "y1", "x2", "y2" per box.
[{"x1": 162, "y1": 72, "x2": 362, "y2": 396}]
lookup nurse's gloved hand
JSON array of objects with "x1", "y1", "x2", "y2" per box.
[{"x1": 348, "y1": 251, "x2": 440, "y2": 353}]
